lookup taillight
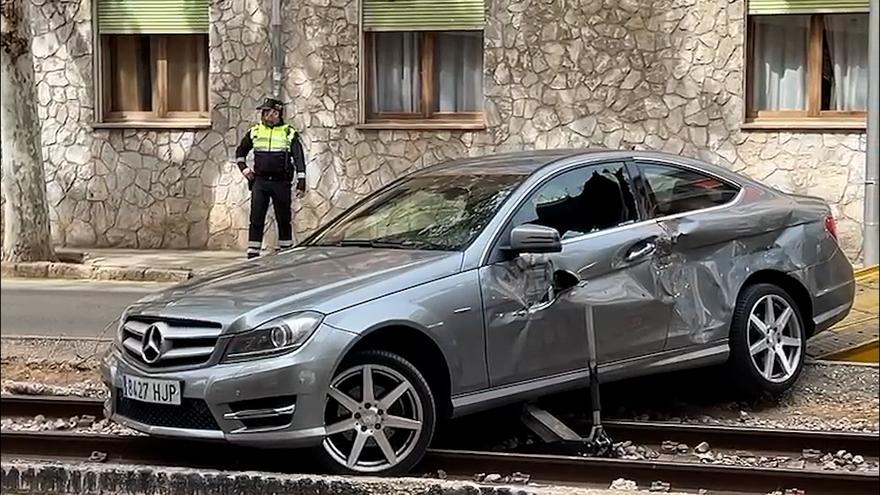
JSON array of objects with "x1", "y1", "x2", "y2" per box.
[{"x1": 824, "y1": 213, "x2": 838, "y2": 241}]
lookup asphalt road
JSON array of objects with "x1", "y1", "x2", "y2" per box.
[{"x1": 1, "y1": 279, "x2": 169, "y2": 339}]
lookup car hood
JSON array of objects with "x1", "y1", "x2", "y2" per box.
[{"x1": 125, "y1": 246, "x2": 462, "y2": 332}]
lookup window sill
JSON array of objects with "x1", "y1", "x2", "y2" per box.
[
  {"x1": 91, "y1": 120, "x2": 212, "y2": 130},
  {"x1": 741, "y1": 119, "x2": 866, "y2": 132},
  {"x1": 356, "y1": 121, "x2": 487, "y2": 131}
]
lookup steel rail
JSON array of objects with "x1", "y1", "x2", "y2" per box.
[
  {"x1": 425, "y1": 449, "x2": 879, "y2": 495},
  {"x1": 0, "y1": 394, "x2": 105, "y2": 419},
  {"x1": 0, "y1": 430, "x2": 877, "y2": 495}
]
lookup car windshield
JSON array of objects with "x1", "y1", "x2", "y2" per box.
[{"x1": 306, "y1": 173, "x2": 525, "y2": 251}]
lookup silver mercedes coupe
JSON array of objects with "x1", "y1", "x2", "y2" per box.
[{"x1": 102, "y1": 149, "x2": 855, "y2": 475}]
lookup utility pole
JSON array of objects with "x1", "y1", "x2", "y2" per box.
[
  {"x1": 270, "y1": 0, "x2": 283, "y2": 99},
  {"x1": 866, "y1": 0, "x2": 879, "y2": 265}
]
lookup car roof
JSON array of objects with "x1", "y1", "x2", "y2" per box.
[
  {"x1": 413, "y1": 149, "x2": 603, "y2": 176},
  {"x1": 412, "y1": 148, "x2": 748, "y2": 185}
]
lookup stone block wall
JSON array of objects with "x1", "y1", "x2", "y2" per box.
[{"x1": 2, "y1": 0, "x2": 867, "y2": 260}]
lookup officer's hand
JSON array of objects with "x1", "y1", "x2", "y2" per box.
[
  {"x1": 296, "y1": 178, "x2": 306, "y2": 197},
  {"x1": 242, "y1": 168, "x2": 255, "y2": 180}
]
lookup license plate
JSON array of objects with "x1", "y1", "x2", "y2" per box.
[{"x1": 122, "y1": 374, "x2": 181, "y2": 405}]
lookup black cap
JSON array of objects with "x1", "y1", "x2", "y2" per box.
[{"x1": 257, "y1": 97, "x2": 284, "y2": 112}]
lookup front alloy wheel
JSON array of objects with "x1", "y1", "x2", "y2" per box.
[{"x1": 318, "y1": 350, "x2": 435, "y2": 474}]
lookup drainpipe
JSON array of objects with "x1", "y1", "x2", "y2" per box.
[
  {"x1": 865, "y1": 0, "x2": 879, "y2": 265},
  {"x1": 270, "y1": 0, "x2": 283, "y2": 99}
]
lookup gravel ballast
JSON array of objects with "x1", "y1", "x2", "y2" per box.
[
  {"x1": 608, "y1": 439, "x2": 879, "y2": 473},
  {"x1": 0, "y1": 415, "x2": 138, "y2": 436},
  {"x1": 600, "y1": 361, "x2": 880, "y2": 432}
]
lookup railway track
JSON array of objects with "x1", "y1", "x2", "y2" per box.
[{"x1": 1, "y1": 394, "x2": 878, "y2": 494}]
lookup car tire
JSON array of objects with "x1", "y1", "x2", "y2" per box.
[
  {"x1": 315, "y1": 349, "x2": 436, "y2": 476},
  {"x1": 728, "y1": 283, "x2": 807, "y2": 397}
]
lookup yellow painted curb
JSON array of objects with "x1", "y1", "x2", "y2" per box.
[
  {"x1": 854, "y1": 264, "x2": 879, "y2": 283},
  {"x1": 822, "y1": 338, "x2": 880, "y2": 363}
]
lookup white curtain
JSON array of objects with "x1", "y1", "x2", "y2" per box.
[
  {"x1": 371, "y1": 33, "x2": 421, "y2": 113},
  {"x1": 826, "y1": 14, "x2": 869, "y2": 111},
  {"x1": 752, "y1": 15, "x2": 810, "y2": 111},
  {"x1": 434, "y1": 31, "x2": 483, "y2": 112}
]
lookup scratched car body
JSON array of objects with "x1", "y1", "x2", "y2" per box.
[{"x1": 102, "y1": 149, "x2": 854, "y2": 474}]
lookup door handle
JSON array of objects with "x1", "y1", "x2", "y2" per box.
[{"x1": 625, "y1": 241, "x2": 656, "y2": 263}]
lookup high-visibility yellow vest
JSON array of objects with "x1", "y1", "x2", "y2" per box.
[{"x1": 250, "y1": 123, "x2": 297, "y2": 152}]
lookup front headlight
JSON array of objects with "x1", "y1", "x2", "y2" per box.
[{"x1": 222, "y1": 311, "x2": 323, "y2": 363}]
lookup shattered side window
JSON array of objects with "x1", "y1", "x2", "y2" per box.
[
  {"x1": 509, "y1": 162, "x2": 638, "y2": 239},
  {"x1": 637, "y1": 163, "x2": 740, "y2": 218}
]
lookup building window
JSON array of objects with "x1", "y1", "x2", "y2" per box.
[
  {"x1": 747, "y1": 1, "x2": 869, "y2": 124},
  {"x1": 361, "y1": 0, "x2": 485, "y2": 127},
  {"x1": 96, "y1": 0, "x2": 210, "y2": 125}
]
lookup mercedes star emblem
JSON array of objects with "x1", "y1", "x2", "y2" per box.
[{"x1": 141, "y1": 324, "x2": 165, "y2": 364}]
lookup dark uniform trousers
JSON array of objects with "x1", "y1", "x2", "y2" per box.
[{"x1": 248, "y1": 177, "x2": 293, "y2": 257}]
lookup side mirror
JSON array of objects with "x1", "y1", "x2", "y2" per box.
[{"x1": 508, "y1": 224, "x2": 562, "y2": 254}]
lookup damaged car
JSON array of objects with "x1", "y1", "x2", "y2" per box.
[{"x1": 102, "y1": 149, "x2": 855, "y2": 475}]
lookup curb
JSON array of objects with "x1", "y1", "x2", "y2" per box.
[
  {"x1": 0, "y1": 261, "x2": 191, "y2": 283},
  {"x1": 806, "y1": 358, "x2": 880, "y2": 368},
  {"x1": 0, "y1": 461, "x2": 535, "y2": 495},
  {"x1": 854, "y1": 264, "x2": 879, "y2": 283}
]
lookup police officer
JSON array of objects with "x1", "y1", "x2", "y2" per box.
[{"x1": 235, "y1": 98, "x2": 306, "y2": 259}]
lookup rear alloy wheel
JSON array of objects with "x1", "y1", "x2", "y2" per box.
[
  {"x1": 317, "y1": 350, "x2": 435, "y2": 475},
  {"x1": 729, "y1": 284, "x2": 806, "y2": 396},
  {"x1": 747, "y1": 294, "x2": 803, "y2": 383}
]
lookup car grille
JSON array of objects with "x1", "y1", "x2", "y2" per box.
[
  {"x1": 115, "y1": 392, "x2": 220, "y2": 430},
  {"x1": 120, "y1": 317, "x2": 222, "y2": 368}
]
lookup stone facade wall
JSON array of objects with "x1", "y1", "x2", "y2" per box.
[{"x1": 4, "y1": 0, "x2": 867, "y2": 260}]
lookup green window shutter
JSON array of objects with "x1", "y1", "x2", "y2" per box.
[
  {"x1": 748, "y1": 0, "x2": 870, "y2": 14},
  {"x1": 362, "y1": 0, "x2": 485, "y2": 31},
  {"x1": 98, "y1": 0, "x2": 209, "y2": 34}
]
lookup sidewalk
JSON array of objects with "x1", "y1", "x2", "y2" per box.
[{"x1": 1, "y1": 248, "x2": 242, "y2": 282}]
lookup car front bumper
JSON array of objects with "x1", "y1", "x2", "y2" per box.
[{"x1": 102, "y1": 324, "x2": 357, "y2": 448}]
